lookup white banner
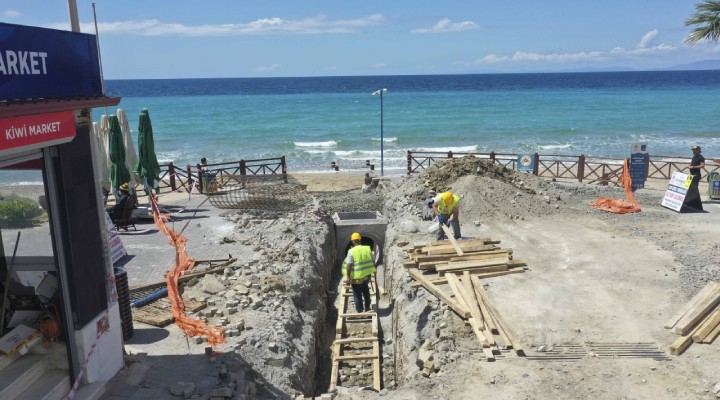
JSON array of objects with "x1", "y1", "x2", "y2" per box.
[
  {"x1": 661, "y1": 171, "x2": 694, "y2": 212},
  {"x1": 104, "y1": 211, "x2": 127, "y2": 264}
]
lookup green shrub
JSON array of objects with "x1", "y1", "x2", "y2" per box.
[{"x1": 0, "y1": 197, "x2": 44, "y2": 228}]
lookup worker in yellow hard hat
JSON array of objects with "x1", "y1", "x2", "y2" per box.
[
  {"x1": 341, "y1": 232, "x2": 376, "y2": 313},
  {"x1": 432, "y1": 190, "x2": 461, "y2": 240}
]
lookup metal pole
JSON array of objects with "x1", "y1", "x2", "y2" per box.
[
  {"x1": 67, "y1": 0, "x2": 80, "y2": 32},
  {"x1": 380, "y1": 90, "x2": 384, "y2": 176}
]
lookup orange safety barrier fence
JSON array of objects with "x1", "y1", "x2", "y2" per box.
[
  {"x1": 589, "y1": 159, "x2": 641, "y2": 214},
  {"x1": 150, "y1": 195, "x2": 226, "y2": 346}
]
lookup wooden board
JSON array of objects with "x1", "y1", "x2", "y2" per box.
[
  {"x1": 438, "y1": 264, "x2": 508, "y2": 277},
  {"x1": 672, "y1": 285, "x2": 720, "y2": 335},
  {"x1": 664, "y1": 282, "x2": 719, "y2": 329},
  {"x1": 670, "y1": 332, "x2": 694, "y2": 356},
  {"x1": 441, "y1": 225, "x2": 464, "y2": 256},
  {"x1": 335, "y1": 353, "x2": 378, "y2": 361},
  {"x1": 691, "y1": 307, "x2": 720, "y2": 342},
  {"x1": 423, "y1": 243, "x2": 497, "y2": 256},
  {"x1": 463, "y1": 271, "x2": 497, "y2": 334},
  {"x1": 471, "y1": 276, "x2": 524, "y2": 355},
  {"x1": 700, "y1": 319, "x2": 720, "y2": 344},
  {"x1": 449, "y1": 249, "x2": 513, "y2": 262},
  {"x1": 410, "y1": 269, "x2": 525, "y2": 288},
  {"x1": 408, "y1": 269, "x2": 471, "y2": 318},
  {"x1": 446, "y1": 274, "x2": 491, "y2": 348},
  {"x1": 429, "y1": 237, "x2": 499, "y2": 247}
]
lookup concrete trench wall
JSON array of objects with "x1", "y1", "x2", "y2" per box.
[{"x1": 333, "y1": 211, "x2": 388, "y2": 265}]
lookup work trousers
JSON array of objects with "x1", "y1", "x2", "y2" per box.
[
  {"x1": 351, "y1": 279, "x2": 372, "y2": 312},
  {"x1": 437, "y1": 215, "x2": 461, "y2": 240}
]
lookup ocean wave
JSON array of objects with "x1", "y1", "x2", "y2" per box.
[
  {"x1": 538, "y1": 144, "x2": 573, "y2": 150},
  {"x1": 371, "y1": 137, "x2": 398, "y2": 142},
  {"x1": 411, "y1": 145, "x2": 478, "y2": 153},
  {"x1": 294, "y1": 141, "x2": 338, "y2": 148}
]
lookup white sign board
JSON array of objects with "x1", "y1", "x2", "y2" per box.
[
  {"x1": 105, "y1": 211, "x2": 127, "y2": 264},
  {"x1": 661, "y1": 171, "x2": 694, "y2": 212}
]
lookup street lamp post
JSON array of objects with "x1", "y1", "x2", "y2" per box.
[{"x1": 372, "y1": 88, "x2": 388, "y2": 176}]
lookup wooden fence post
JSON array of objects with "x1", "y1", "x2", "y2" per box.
[
  {"x1": 407, "y1": 151, "x2": 412, "y2": 175},
  {"x1": 533, "y1": 153, "x2": 539, "y2": 175},
  {"x1": 195, "y1": 164, "x2": 204, "y2": 193},
  {"x1": 578, "y1": 155, "x2": 585, "y2": 183},
  {"x1": 168, "y1": 162, "x2": 177, "y2": 192},
  {"x1": 281, "y1": 156, "x2": 288, "y2": 183},
  {"x1": 240, "y1": 160, "x2": 247, "y2": 176},
  {"x1": 187, "y1": 165, "x2": 195, "y2": 193},
  {"x1": 448, "y1": 150, "x2": 453, "y2": 159},
  {"x1": 490, "y1": 151, "x2": 496, "y2": 162}
]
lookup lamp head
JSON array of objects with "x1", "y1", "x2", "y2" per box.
[{"x1": 372, "y1": 88, "x2": 388, "y2": 96}]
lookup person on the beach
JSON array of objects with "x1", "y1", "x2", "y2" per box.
[
  {"x1": 685, "y1": 146, "x2": 705, "y2": 211},
  {"x1": 433, "y1": 191, "x2": 461, "y2": 240},
  {"x1": 200, "y1": 157, "x2": 209, "y2": 172},
  {"x1": 342, "y1": 232, "x2": 376, "y2": 313}
]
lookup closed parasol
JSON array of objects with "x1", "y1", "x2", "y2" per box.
[
  {"x1": 117, "y1": 108, "x2": 138, "y2": 190},
  {"x1": 108, "y1": 115, "x2": 132, "y2": 194},
  {"x1": 135, "y1": 108, "x2": 161, "y2": 195}
]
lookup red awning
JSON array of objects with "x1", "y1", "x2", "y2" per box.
[{"x1": 0, "y1": 96, "x2": 121, "y2": 118}]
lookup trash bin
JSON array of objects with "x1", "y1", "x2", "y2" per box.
[
  {"x1": 708, "y1": 172, "x2": 720, "y2": 200},
  {"x1": 202, "y1": 172, "x2": 218, "y2": 193}
]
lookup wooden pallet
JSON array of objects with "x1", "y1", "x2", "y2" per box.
[{"x1": 132, "y1": 298, "x2": 207, "y2": 326}]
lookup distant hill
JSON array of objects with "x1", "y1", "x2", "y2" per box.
[{"x1": 661, "y1": 60, "x2": 720, "y2": 71}]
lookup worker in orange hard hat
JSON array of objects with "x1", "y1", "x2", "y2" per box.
[
  {"x1": 432, "y1": 190, "x2": 461, "y2": 240},
  {"x1": 341, "y1": 232, "x2": 376, "y2": 313}
]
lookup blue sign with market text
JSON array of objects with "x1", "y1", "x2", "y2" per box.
[{"x1": 0, "y1": 22, "x2": 103, "y2": 101}]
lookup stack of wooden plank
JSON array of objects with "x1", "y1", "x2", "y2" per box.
[
  {"x1": 404, "y1": 234, "x2": 526, "y2": 361},
  {"x1": 666, "y1": 281, "x2": 720, "y2": 355}
]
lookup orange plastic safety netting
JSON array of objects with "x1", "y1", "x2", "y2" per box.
[
  {"x1": 150, "y1": 195, "x2": 225, "y2": 346},
  {"x1": 589, "y1": 159, "x2": 641, "y2": 214}
]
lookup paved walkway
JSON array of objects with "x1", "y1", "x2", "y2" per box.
[{"x1": 115, "y1": 191, "x2": 238, "y2": 288}]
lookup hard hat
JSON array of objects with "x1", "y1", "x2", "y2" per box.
[
  {"x1": 443, "y1": 191, "x2": 454, "y2": 205},
  {"x1": 351, "y1": 232, "x2": 362, "y2": 241},
  {"x1": 119, "y1": 182, "x2": 129, "y2": 191},
  {"x1": 691, "y1": 146, "x2": 701, "y2": 151}
]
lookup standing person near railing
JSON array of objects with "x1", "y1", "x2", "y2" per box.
[
  {"x1": 685, "y1": 146, "x2": 705, "y2": 211},
  {"x1": 433, "y1": 191, "x2": 461, "y2": 240}
]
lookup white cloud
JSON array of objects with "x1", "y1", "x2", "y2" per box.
[
  {"x1": 4, "y1": 10, "x2": 21, "y2": 17},
  {"x1": 412, "y1": 18, "x2": 478, "y2": 34},
  {"x1": 45, "y1": 14, "x2": 385, "y2": 36},
  {"x1": 470, "y1": 31, "x2": 676, "y2": 66},
  {"x1": 638, "y1": 30, "x2": 658, "y2": 48},
  {"x1": 254, "y1": 64, "x2": 281, "y2": 72}
]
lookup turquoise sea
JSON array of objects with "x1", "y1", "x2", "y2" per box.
[
  {"x1": 7, "y1": 71, "x2": 720, "y2": 184},
  {"x1": 103, "y1": 71, "x2": 720, "y2": 174}
]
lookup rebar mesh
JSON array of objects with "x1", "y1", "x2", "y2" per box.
[{"x1": 207, "y1": 175, "x2": 310, "y2": 211}]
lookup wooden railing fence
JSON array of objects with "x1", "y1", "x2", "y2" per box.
[{"x1": 407, "y1": 151, "x2": 719, "y2": 186}]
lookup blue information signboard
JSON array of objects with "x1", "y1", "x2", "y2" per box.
[
  {"x1": 517, "y1": 154, "x2": 535, "y2": 172},
  {"x1": 0, "y1": 22, "x2": 103, "y2": 100},
  {"x1": 630, "y1": 143, "x2": 648, "y2": 189}
]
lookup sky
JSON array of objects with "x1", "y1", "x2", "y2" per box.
[{"x1": 2, "y1": 1, "x2": 719, "y2": 79}]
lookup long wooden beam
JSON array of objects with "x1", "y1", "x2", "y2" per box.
[
  {"x1": 441, "y1": 225, "x2": 464, "y2": 256},
  {"x1": 471, "y1": 276, "x2": 524, "y2": 355},
  {"x1": 409, "y1": 269, "x2": 525, "y2": 288},
  {"x1": 408, "y1": 269, "x2": 471, "y2": 318},
  {"x1": 673, "y1": 285, "x2": 720, "y2": 335},
  {"x1": 665, "y1": 282, "x2": 719, "y2": 329},
  {"x1": 691, "y1": 307, "x2": 720, "y2": 342},
  {"x1": 423, "y1": 243, "x2": 497, "y2": 256}
]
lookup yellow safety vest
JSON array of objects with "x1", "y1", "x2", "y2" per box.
[
  {"x1": 437, "y1": 193, "x2": 460, "y2": 215},
  {"x1": 342, "y1": 245, "x2": 376, "y2": 280}
]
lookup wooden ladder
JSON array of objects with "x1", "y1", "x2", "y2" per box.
[{"x1": 329, "y1": 276, "x2": 381, "y2": 392}]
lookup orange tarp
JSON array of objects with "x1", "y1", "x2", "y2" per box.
[
  {"x1": 151, "y1": 195, "x2": 225, "y2": 346},
  {"x1": 589, "y1": 159, "x2": 641, "y2": 214}
]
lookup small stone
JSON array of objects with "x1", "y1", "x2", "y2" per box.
[
  {"x1": 169, "y1": 381, "x2": 195, "y2": 398},
  {"x1": 209, "y1": 387, "x2": 233, "y2": 398}
]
